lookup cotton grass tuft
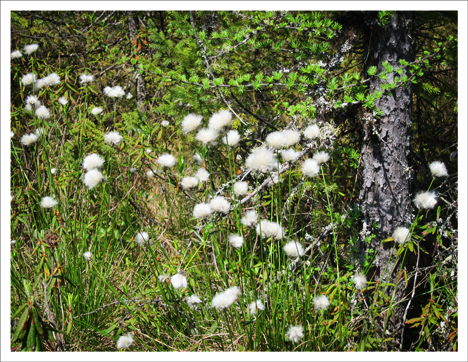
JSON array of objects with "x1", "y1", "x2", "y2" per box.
[
  {"x1": 186, "y1": 295, "x2": 203, "y2": 309},
  {"x1": 24, "y1": 43, "x2": 39, "y2": 55},
  {"x1": 157, "y1": 153, "x2": 176, "y2": 168},
  {"x1": 245, "y1": 147, "x2": 277, "y2": 173},
  {"x1": 233, "y1": 181, "x2": 249, "y2": 196},
  {"x1": 281, "y1": 149, "x2": 300, "y2": 162},
  {"x1": 11, "y1": 50, "x2": 22, "y2": 58},
  {"x1": 180, "y1": 176, "x2": 198, "y2": 190},
  {"x1": 313, "y1": 295, "x2": 330, "y2": 311},
  {"x1": 283, "y1": 241, "x2": 304, "y2": 257},
  {"x1": 21, "y1": 73, "x2": 37, "y2": 86},
  {"x1": 313, "y1": 151, "x2": 330, "y2": 165},
  {"x1": 392, "y1": 227, "x2": 410, "y2": 244},
  {"x1": 83, "y1": 169, "x2": 104, "y2": 190},
  {"x1": 429, "y1": 161, "x2": 448, "y2": 177},
  {"x1": 208, "y1": 110, "x2": 232, "y2": 130},
  {"x1": 209, "y1": 196, "x2": 230, "y2": 213},
  {"x1": 304, "y1": 124, "x2": 320, "y2": 139},
  {"x1": 21, "y1": 133, "x2": 38, "y2": 146},
  {"x1": 83, "y1": 153, "x2": 104, "y2": 171},
  {"x1": 302, "y1": 159, "x2": 320, "y2": 177},
  {"x1": 222, "y1": 130, "x2": 241, "y2": 146},
  {"x1": 282, "y1": 129, "x2": 301, "y2": 147},
  {"x1": 249, "y1": 300, "x2": 265, "y2": 315},
  {"x1": 104, "y1": 131, "x2": 123, "y2": 145},
  {"x1": 195, "y1": 128, "x2": 218, "y2": 145},
  {"x1": 135, "y1": 232, "x2": 150, "y2": 245},
  {"x1": 116, "y1": 333, "x2": 133, "y2": 349},
  {"x1": 241, "y1": 210, "x2": 258, "y2": 227},
  {"x1": 83, "y1": 251, "x2": 92, "y2": 261},
  {"x1": 413, "y1": 191, "x2": 437, "y2": 209},
  {"x1": 79, "y1": 74, "x2": 94, "y2": 84},
  {"x1": 228, "y1": 234, "x2": 244, "y2": 249},
  {"x1": 40, "y1": 196, "x2": 58, "y2": 208},
  {"x1": 91, "y1": 107, "x2": 103, "y2": 116},
  {"x1": 181, "y1": 114, "x2": 203, "y2": 134},
  {"x1": 266, "y1": 131, "x2": 287, "y2": 149},
  {"x1": 171, "y1": 273, "x2": 188, "y2": 290},
  {"x1": 195, "y1": 168, "x2": 210, "y2": 182},
  {"x1": 286, "y1": 325, "x2": 304, "y2": 343},
  {"x1": 353, "y1": 273, "x2": 367, "y2": 291},
  {"x1": 35, "y1": 106, "x2": 50, "y2": 119},
  {"x1": 193, "y1": 203, "x2": 213, "y2": 219}
]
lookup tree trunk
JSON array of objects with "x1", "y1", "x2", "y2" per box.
[
  {"x1": 359, "y1": 11, "x2": 415, "y2": 341},
  {"x1": 127, "y1": 13, "x2": 147, "y2": 113}
]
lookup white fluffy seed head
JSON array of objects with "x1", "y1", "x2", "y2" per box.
[
  {"x1": 209, "y1": 196, "x2": 230, "y2": 213},
  {"x1": 171, "y1": 273, "x2": 188, "y2": 290},
  {"x1": 35, "y1": 128, "x2": 45, "y2": 137},
  {"x1": 256, "y1": 219, "x2": 284, "y2": 240},
  {"x1": 304, "y1": 124, "x2": 320, "y2": 139},
  {"x1": 228, "y1": 234, "x2": 244, "y2": 249},
  {"x1": 40, "y1": 196, "x2": 58, "y2": 208},
  {"x1": 195, "y1": 168, "x2": 210, "y2": 182},
  {"x1": 182, "y1": 114, "x2": 203, "y2": 134},
  {"x1": 245, "y1": 147, "x2": 277, "y2": 173},
  {"x1": 83, "y1": 251, "x2": 92, "y2": 260},
  {"x1": 429, "y1": 161, "x2": 448, "y2": 177},
  {"x1": 83, "y1": 153, "x2": 105, "y2": 171},
  {"x1": 80, "y1": 74, "x2": 94, "y2": 84},
  {"x1": 58, "y1": 96, "x2": 68, "y2": 105},
  {"x1": 146, "y1": 170, "x2": 155, "y2": 178},
  {"x1": 21, "y1": 133, "x2": 38, "y2": 146},
  {"x1": 24, "y1": 43, "x2": 39, "y2": 55},
  {"x1": 193, "y1": 203, "x2": 213, "y2": 219},
  {"x1": 104, "y1": 85, "x2": 125, "y2": 98},
  {"x1": 313, "y1": 295, "x2": 330, "y2": 311},
  {"x1": 392, "y1": 227, "x2": 410, "y2": 244},
  {"x1": 282, "y1": 129, "x2": 301, "y2": 147},
  {"x1": 135, "y1": 232, "x2": 149, "y2": 245},
  {"x1": 211, "y1": 291, "x2": 237, "y2": 310},
  {"x1": 83, "y1": 169, "x2": 104, "y2": 190},
  {"x1": 208, "y1": 110, "x2": 232, "y2": 130},
  {"x1": 353, "y1": 273, "x2": 367, "y2": 290},
  {"x1": 414, "y1": 191, "x2": 437, "y2": 209},
  {"x1": 158, "y1": 274, "x2": 170, "y2": 283},
  {"x1": 91, "y1": 107, "x2": 103, "y2": 116},
  {"x1": 241, "y1": 210, "x2": 258, "y2": 227},
  {"x1": 157, "y1": 153, "x2": 176, "y2": 168},
  {"x1": 44, "y1": 73, "x2": 61, "y2": 86},
  {"x1": 25, "y1": 95, "x2": 38, "y2": 104},
  {"x1": 195, "y1": 128, "x2": 219, "y2": 145},
  {"x1": 126, "y1": 93, "x2": 133, "y2": 99},
  {"x1": 249, "y1": 300, "x2": 265, "y2": 315},
  {"x1": 233, "y1": 181, "x2": 249, "y2": 196},
  {"x1": 186, "y1": 295, "x2": 203, "y2": 309},
  {"x1": 223, "y1": 130, "x2": 241, "y2": 146},
  {"x1": 35, "y1": 106, "x2": 50, "y2": 119},
  {"x1": 21, "y1": 73, "x2": 37, "y2": 85},
  {"x1": 313, "y1": 151, "x2": 330, "y2": 165},
  {"x1": 286, "y1": 325, "x2": 304, "y2": 343},
  {"x1": 302, "y1": 159, "x2": 320, "y2": 177},
  {"x1": 181, "y1": 176, "x2": 199, "y2": 190},
  {"x1": 161, "y1": 120, "x2": 170, "y2": 127},
  {"x1": 283, "y1": 241, "x2": 305, "y2": 257},
  {"x1": 266, "y1": 131, "x2": 287, "y2": 149},
  {"x1": 281, "y1": 148, "x2": 300, "y2": 162},
  {"x1": 104, "y1": 131, "x2": 123, "y2": 146},
  {"x1": 193, "y1": 153, "x2": 204, "y2": 165},
  {"x1": 116, "y1": 333, "x2": 133, "y2": 349},
  {"x1": 11, "y1": 50, "x2": 22, "y2": 58}
]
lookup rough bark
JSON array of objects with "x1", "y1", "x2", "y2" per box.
[
  {"x1": 359, "y1": 12, "x2": 415, "y2": 340},
  {"x1": 127, "y1": 13, "x2": 147, "y2": 113}
]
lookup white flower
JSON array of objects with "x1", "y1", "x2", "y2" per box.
[
  {"x1": 91, "y1": 107, "x2": 103, "y2": 116},
  {"x1": 313, "y1": 151, "x2": 330, "y2": 165},
  {"x1": 193, "y1": 153, "x2": 204, "y2": 165},
  {"x1": 181, "y1": 114, "x2": 203, "y2": 134},
  {"x1": 228, "y1": 234, "x2": 244, "y2": 249},
  {"x1": 195, "y1": 128, "x2": 218, "y2": 145},
  {"x1": 195, "y1": 168, "x2": 210, "y2": 182},
  {"x1": 35, "y1": 128, "x2": 45, "y2": 137},
  {"x1": 211, "y1": 287, "x2": 239, "y2": 310},
  {"x1": 116, "y1": 333, "x2": 133, "y2": 349},
  {"x1": 245, "y1": 147, "x2": 277, "y2": 173},
  {"x1": 266, "y1": 131, "x2": 287, "y2": 149},
  {"x1": 83, "y1": 169, "x2": 104, "y2": 190},
  {"x1": 104, "y1": 131, "x2": 123, "y2": 145},
  {"x1": 283, "y1": 241, "x2": 305, "y2": 257},
  {"x1": 21, "y1": 133, "x2": 38, "y2": 146},
  {"x1": 222, "y1": 130, "x2": 241, "y2": 147},
  {"x1": 256, "y1": 219, "x2": 284, "y2": 240},
  {"x1": 208, "y1": 110, "x2": 232, "y2": 130},
  {"x1": 83, "y1": 251, "x2": 92, "y2": 260},
  {"x1": 44, "y1": 73, "x2": 61, "y2": 86},
  {"x1": 21, "y1": 73, "x2": 37, "y2": 86},
  {"x1": 11, "y1": 50, "x2": 22, "y2": 58},
  {"x1": 126, "y1": 93, "x2": 133, "y2": 99},
  {"x1": 157, "y1": 153, "x2": 176, "y2": 168},
  {"x1": 414, "y1": 191, "x2": 437, "y2": 209},
  {"x1": 146, "y1": 170, "x2": 155, "y2": 178},
  {"x1": 181, "y1": 176, "x2": 198, "y2": 190},
  {"x1": 186, "y1": 295, "x2": 203, "y2": 309},
  {"x1": 313, "y1": 295, "x2": 330, "y2": 311},
  {"x1": 35, "y1": 106, "x2": 50, "y2": 119},
  {"x1": 146, "y1": 148, "x2": 152, "y2": 154},
  {"x1": 10, "y1": 131, "x2": 14, "y2": 139},
  {"x1": 209, "y1": 196, "x2": 230, "y2": 213},
  {"x1": 282, "y1": 129, "x2": 301, "y2": 147},
  {"x1": 135, "y1": 232, "x2": 149, "y2": 245},
  {"x1": 40, "y1": 196, "x2": 58, "y2": 208},
  {"x1": 104, "y1": 85, "x2": 125, "y2": 98},
  {"x1": 58, "y1": 97, "x2": 68, "y2": 105},
  {"x1": 193, "y1": 203, "x2": 213, "y2": 219},
  {"x1": 304, "y1": 124, "x2": 320, "y2": 139},
  {"x1": 286, "y1": 325, "x2": 303, "y2": 343},
  {"x1": 51, "y1": 168, "x2": 56, "y2": 175},
  {"x1": 161, "y1": 120, "x2": 170, "y2": 127},
  {"x1": 241, "y1": 210, "x2": 258, "y2": 227},
  {"x1": 24, "y1": 44, "x2": 39, "y2": 55},
  {"x1": 158, "y1": 274, "x2": 170, "y2": 283},
  {"x1": 353, "y1": 273, "x2": 367, "y2": 290},
  {"x1": 35, "y1": 78, "x2": 47, "y2": 89},
  {"x1": 281, "y1": 148, "x2": 300, "y2": 162},
  {"x1": 392, "y1": 227, "x2": 410, "y2": 244},
  {"x1": 79, "y1": 73, "x2": 94, "y2": 84},
  {"x1": 429, "y1": 161, "x2": 448, "y2": 177},
  {"x1": 302, "y1": 159, "x2": 320, "y2": 177},
  {"x1": 25, "y1": 95, "x2": 38, "y2": 104},
  {"x1": 171, "y1": 273, "x2": 188, "y2": 290},
  {"x1": 83, "y1": 153, "x2": 105, "y2": 171},
  {"x1": 233, "y1": 181, "x2": 248, "y2": 196},
  {"x1": 249, "y1": 300, "x2": 265, "y2": 315}
]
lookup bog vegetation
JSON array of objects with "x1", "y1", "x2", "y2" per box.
[{"x1": 9, "y1": 10, "x2": 458, "y2": 352}]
